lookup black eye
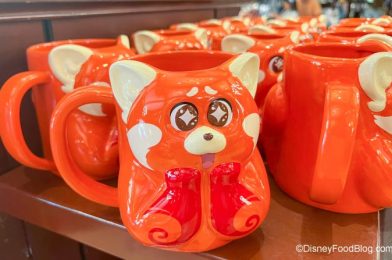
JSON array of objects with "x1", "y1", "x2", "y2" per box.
[
  {"x1": 170, "y1": 102, "x2": 198, "y2": 131},
  {"x1": 207, "y1": 99, "x2": 233, "y2": 127},
  {"x1": 269, "y1": 56, "x2": 284, "y2": 73}
]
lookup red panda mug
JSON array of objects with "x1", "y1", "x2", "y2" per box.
[
  {"x1": 50, "y1": 51, "x2": 270, "y2": 252},
  {"x1": 0, "y1": 36, "x2": 134, "y2": 179},
  {"x1": 261, "y1": 37, "x2": 392, "y2": 213}
]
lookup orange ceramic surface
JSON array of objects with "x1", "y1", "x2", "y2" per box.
[
  {"x1": 220, "y1": 17, "x2": 249, "y2": 33},
  {"x1": 0, "y1": 36, "x2": 134, "y2": 179},
  {"x1": 261, "y1": 40, "x2": 392, "y2": 213},
  {"x1": 221, "y1": 32, "x2": 299, "y2": 108},
  {"x1": 132, "y1": 29, "x2": 208, "y2": 54},
  {"x1": 50, "y1": 51, "x2": 270, "y2": 252}
]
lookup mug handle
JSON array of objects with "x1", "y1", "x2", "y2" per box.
[
  {"x1": 0, "y1": 71, "x2": 56, "y2": 171},
  {"x1": 50, "y1": 86, "x2": 118, "y2": 207},
  {"x1": 310, "y1": 85, "x2": 360, "y2": 204}
]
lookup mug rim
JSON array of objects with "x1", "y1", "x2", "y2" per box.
[
  {"x1": 27, "y1": 38, "x2": 118, "y2": 54},
  {"x1": 129, "y1": 50, "x2": 235, "y2": 72},
  {"x1": 290, "y1": 42, "x2": 391, "y2": 62}
]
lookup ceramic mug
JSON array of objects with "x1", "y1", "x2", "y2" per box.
[
  {"x1": 221, "y1": 32, "x2": 300, "y2": 108},
  {"x1": 261, "y1": 36, "x2": 392, "y2": 213},
  {"x1": 50, "y1": 51, "x2": 270, "y2": 252},
  {"x1": 0, "y1": 36, "x2": 134, "y2": 179},
  {"x1": 132, "y1": 29, "x2": 208, "y2": 54},
  {"x1": 171, "y1": 20, "x2": 229, "y2": 50}
]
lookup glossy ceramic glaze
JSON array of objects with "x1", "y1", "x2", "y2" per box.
[
  {"x1": 132, "y1": 29, "x2": 208, "y2": 54},
  {"x1": 221, "y1": 32, "x2": 299, "y2": 108},
  {"x1": 221, "y1": 17, "x2": 249, "y2": 33},
  {"x1": 50, "y1": 51, "x2": 270, "y2": 252},
  {"x1": 261, "y1": 39, "x2": 392, "y2": 213},
  {"x1": 0, "y1": 36, "x2": 134, "y2": 179}
]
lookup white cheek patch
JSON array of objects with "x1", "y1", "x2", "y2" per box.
[
  {"x1": 258, "y1": 70, "x2": 266, "y2": 83},
  {"x1": 186, "y1": 87, "x2": 199, "y2": 97},
  {"x1": 127, "y1": 122, "x2": 162, "y2": 170},
  {"x1": 242, "y1": 113, "x2": 261, "y2": 147},
  {"x1": 374, "y1": 115, "x2": 392, "y2": 135},
  {"x1": 205, "y1": 86, "x2": 217, "y2": 95}
]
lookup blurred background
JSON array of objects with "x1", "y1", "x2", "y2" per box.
[{"x1": 240, "y1": 0, "x2": 390, "y2": 25}]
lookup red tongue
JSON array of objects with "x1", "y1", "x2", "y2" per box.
[{"x1": 202, "y1": 153, "x2": 215, "y2": 169}]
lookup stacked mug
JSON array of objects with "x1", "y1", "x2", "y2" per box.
[{"x1": 0, "y1": 14, "x2": 391, "y2": 253}]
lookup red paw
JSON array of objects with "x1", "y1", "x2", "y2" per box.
[
  {"x1": 143, "y1": 168, "x2": 201, "y2": 245},
  {"x1": 210, "y1": 162, "x2": 263, "y2": 237}
]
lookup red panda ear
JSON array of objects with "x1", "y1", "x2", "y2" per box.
[
  {"x1": 176, "y1": 23, "x2": 198, "y2": 31},
  {"x1": 49, "y1": 44, "x2": 93, "y2": 93},
  {"x1": 109, "y1": 60, "x2": 157, "y2": 123},
  {"x1": 117, "y1": 34, "x2": 131, "y2": 49},
  {"x1": 194, "y1": 28, "x2": 208, "y2": 48},
  {"x1": 227, "y1": 52, "x2": 259, "y2": 98},
  {"x1": 357, "y1": 33, "x2": 392, "y2": 48},
  {"x1": 221, "y1": 34, "x2": 255, "y2": 54},
  {"x1": 358, "y1": 52, "x2": 392, "y2": 112},
  {"x1": 133, "y1": 30, "x2": 160, "y2": 54}
]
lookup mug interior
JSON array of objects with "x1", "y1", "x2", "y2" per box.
[
  {"x1": 157, "y1": 30, "x2": 193, "y2": 36},
  {"x1": 249, "y1": 33, "x2": 286, "y2": 40},
  {"x1": 294, "y1": 44, "x2": 387, "y2": 59},
  {"x1": 28, "y1": 39, "x2": 118, "y2": 54},
  {"x1": 133, "y1": 51, "x2": 233, "y2": 71}
]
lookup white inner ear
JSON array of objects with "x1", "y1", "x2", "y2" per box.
[
  {"x1": 357, "y1": 33, "x2": 392, "y2": 48},
  {"x1": 358, "y1": 52, "x2": 392, "y2": 112},
  {"x1": 355, "y1": 24, "x2": 385, "y2": 32},
  {"x1": 133, "y1": 30, "x2": 160, "y2": 54},
  {"x1": 301, "y1": 22, "x2": 310, "y2": 33},
  {"x1": 374, "y1": 116, "x2": 392, "y2": 135},
  {"x1": 267, "y1": 19, "x2": 287, "y2": 27},
  {"x1": 194, "y1": 28, "x2": 208, "y2": 48},
  {"x1": 118, "y1": 34, "x2": 131, "y2": 49},
  {"x1": 127, "y1": 122, "x2": 162, "y2": 170},
  {"x1": 229, "y1": 52, "x2": 260, "y2": 98},
  {"x1": 176, "y1": 23, "x2": 198, "y2": 31},
  {"x1": 221, "y1": 34, "x2": 255, "y2": 54},
  {"x1": 109, "y1": 60, "x2": 157, "y2": 122},
  {"x1": 248, "y1": 25, "x2": 277, "y2": 34},
  {"x1": 372, "y1": 18, "x2": 391, "y2": 26},
  {"x1": 48, "y1": 44, "x2": 93, "y2": 93},
  {"x1": 290, "y1": 31, "x2": 300, "y2": 44}
]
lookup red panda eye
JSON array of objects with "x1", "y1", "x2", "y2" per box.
[
  {"x1": 207, "y1": 99, "x2": 233, "y2": 127},
  {"x1": 269, "y1": 55, "x2": 284, "y2": 73},
  {"x1": 170, "y1": 102, "x2": 198, "y2": 131}
]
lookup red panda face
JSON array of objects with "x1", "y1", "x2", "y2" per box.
[{"x1": 110, "y1": 52, "x2": 261, "y2": 173}]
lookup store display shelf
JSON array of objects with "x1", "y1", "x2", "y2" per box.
[{"x1": 0, "y1": 166, "x2": 381, "y2": 259}]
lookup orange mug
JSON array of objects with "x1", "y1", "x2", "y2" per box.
[
  {"x1": 50, "y1": 51, "x2": 270, "y2": 252},
  {"x1": 221, "y1": 32, "x2": 300, "y2": 108},
  {"x1": 261, "y1": 37, "x2": 392, "y2": 213},
  {"x1": 0, "y1": 36, "x2": 134, "y2": 179},
  {"x1": 132, "y1": 29, "x2": 208, "y2": 54}
]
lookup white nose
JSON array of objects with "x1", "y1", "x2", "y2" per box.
[{"x1": 184, "y1": 126, "x2": 226, "y2": 155}]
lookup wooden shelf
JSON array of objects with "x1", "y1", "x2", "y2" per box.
[{"x1": 0, "y1": 166, "x2": 381, "y2": 259}]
